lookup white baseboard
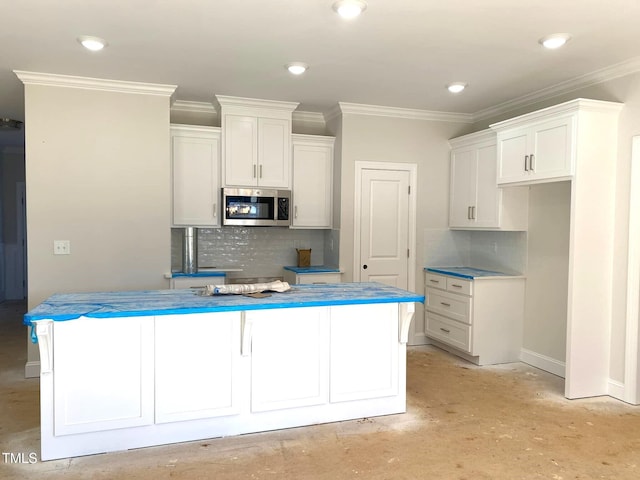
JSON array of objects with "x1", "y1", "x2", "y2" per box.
[
  {"x1": 408, "y1": 333, "x2": 429, "y2": 346},
  {"x1": 607, "y1": 379, "x2": 628, "y2": 403},
  {"x1": 25, "y1": 361, "x2": 40, "y2": 378},
  {"x1": 520, "y1": 348, "x2": 566, "y2": 378}
]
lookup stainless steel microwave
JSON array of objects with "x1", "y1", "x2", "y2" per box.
[{"x1": 222, "y1": 188, "x2": 291, "y2": 227}]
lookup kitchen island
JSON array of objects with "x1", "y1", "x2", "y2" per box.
[{"x1": 25, "y1": 283, "x2": 423, "y2": 461}]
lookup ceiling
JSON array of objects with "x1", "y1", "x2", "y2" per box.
[{"x1": 2, "y1": 0, "x2": 640, "y2": 147}]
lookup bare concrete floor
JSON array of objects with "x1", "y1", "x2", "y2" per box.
[{"x1": 2, "y1": 300, "x2": 639, "y2": 479}]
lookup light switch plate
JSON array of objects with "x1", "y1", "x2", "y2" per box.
[{"x1": 53, "y1": 240, "x2": 71, "y2": 255}]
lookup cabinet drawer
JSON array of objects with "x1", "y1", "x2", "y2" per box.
[
  {"x1": 425, "y1": 273, "x2": 446, "y2": 290},
  {"x1": 426, "y1": 311, "x2": 471, "y2": 353},
  {"x1": 446, "y1": 277, "x2": 472, "y2": 296},
  {"x1": 425, "y1": 288, "x2": 471, "y2": 324}
]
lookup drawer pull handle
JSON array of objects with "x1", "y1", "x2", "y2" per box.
[
  {"x1": 430, "y1": 279, "x2": 440, "y2": 283},
  {"x1": 451, "y1": 284, "x2": 462, "y2": 288},
  {"x1": 440, "y1": 327, "x2": 451, "y2": 334},
  {"x1": 440, "y1": 302, "x2": 451, "y2": 307}
]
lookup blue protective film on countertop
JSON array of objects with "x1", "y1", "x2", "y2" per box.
[
  {"x1": 425, "y1": 266, "x2": 514, "y2": 279},
  {"x1": 23, "y1": 282, "x2": 424, "y2": 326},
  {"x1": 283, "y1": 266, "x2": 341, "y2": 274},
  {"x1": 171, "y1": 272, "x2": 226, "y2": 278}
]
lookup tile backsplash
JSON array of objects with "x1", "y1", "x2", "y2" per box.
[
  {"x1": 423, "y1": 228, "x2": 526, "y2": 274},
  {"x1": 171, "y1": 227, "x2": 329, "y2": 279}
]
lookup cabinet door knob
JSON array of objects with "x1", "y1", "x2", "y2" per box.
[
  {"x1": 363, "y1": 264, "x2": 368, "y2": 270},
  {"x1": 524, "y1": 155, "x2": 530, "y2": 171},
  {"x1": 530, "y1": 154, "x2": 535, "y2": 171}
]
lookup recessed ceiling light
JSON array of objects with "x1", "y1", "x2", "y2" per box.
[
  {"x1": 539, "y1": 33, "x2": 571, "y2": 50},
  {"x1": 77, "y1": 35, "x2": 108, "y2": 51},
  {"x1": 332, "y1": 0, "x2": 367, "y2": 19},
  {"x1": 447, "y1": 82, "x2": 467, "y2": 94},
  {"x1": 286, "y1": 63, "x2": 308, "y2": 75}
]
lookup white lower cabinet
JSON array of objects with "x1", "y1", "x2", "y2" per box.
[
  {"x1": 330, "y1": 303, "x2": 399, "y2": 402},
  {"x1": 425, "y1": 272, "x2": 525, "y2": 365},
  {"x1": 249, "y1": 307, "x2": 329, "y2": 412},
  {"x1": 37, "y1": 300, "x2": 413, "y2": 460},
  {"x1": 53, "y1": 316, "x2": 155, "y2": 436},
  {"x1": 283, "y1": 270, "x2": 342, "y2": 285},
  {"x1": 155, "y1": 312, "x2": 242, "y2": 423}
]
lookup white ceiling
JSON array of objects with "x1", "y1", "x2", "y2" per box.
[{"x1": 2, "y1": 0, "x2": 640, "y2": 146}]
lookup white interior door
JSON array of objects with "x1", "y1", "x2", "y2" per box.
[{"x1": 357, "y1": 166, "x2": 411, "y2": 289}]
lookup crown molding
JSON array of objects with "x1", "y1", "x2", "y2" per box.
[
  {"x1": 14, "y1": 71, "x2": 177, "y2": 97},
  {"x1": 338, "y1": 102, "x2": 474, "y2": 124},
  {"x1": 324, "y1": 104, "x2": 343, "y2": 123},
  {"x1": 171, "y1": 100, "x2": 216, "y2": 113},
  {"x1": 448, "y1": 128, "x2": 495, "y2": 148},
  {"x1": 170, "y1": 99, "x2": 324, "y2": 125},
  {"x1": 473, "y1": 55, "x2": 640, "y2": 122},
  {"x1": 489, "y1": 98, "x2": 623, "y2": 130},
  {"x1": 214, "y1": 95, "x2": 299, "y2": 112},
  {"x1": 292, "y1": 110, "x2": 326, "y2": 126}
]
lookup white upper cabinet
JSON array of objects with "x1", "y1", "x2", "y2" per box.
[
  {"x1": 223, "y1": 115, "x2": 257, "y2": 186},
  {"x1": 449, "y1": 130, "x2": 528, "y2": 230},
  {"x1": 491, "y1": 99, "x2": 625, "y2": 186},
  {"x1": 216, "y1": 96, "x2": 299, "y2": 189},
  {"x1": 495, "y1": 115, "x2": 574, "y2": 185},
  {"x1": 258, "y1": 117, "x2": 291, "y2": 187},
  {"x1": 171, "y1": 125, "x2": 221, "y2": 227},
  {"x1": 291, "y1": 134, "x2": 334, "y2": 229}
]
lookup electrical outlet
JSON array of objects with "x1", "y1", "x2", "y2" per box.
[{"x1": 53, "y1": 240, "x2": 71, "y2": 255}]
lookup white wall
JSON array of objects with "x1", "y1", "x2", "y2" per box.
[
  {"x1": 338, "y1": 114, "x2": 467, "y2": 282},
  {"x1": 523, "y1": 182, "x2": 570, "y2": 371},
  {"x1": 23, "y1": 80, "x2": 173, "y2": 374},
  {"x1": 336, "y1": 113, "x2": 468, "y2": 344}
]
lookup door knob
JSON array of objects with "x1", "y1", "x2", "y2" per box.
[{"x1": 363, "y1": 265, "x2": 368, "y2": 269}]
